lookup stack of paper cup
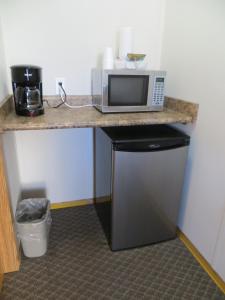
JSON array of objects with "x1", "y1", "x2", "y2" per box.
[
  {"x1": 119, "y1": 27, "x2": 133, "y2": 60},
  {"x1": 103, "y1": 47, "x2": 114, "y2": 69}
]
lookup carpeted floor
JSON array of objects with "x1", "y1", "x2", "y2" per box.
[{"x1": 1, "y1": 205, "x2": 224, "y2": 300}]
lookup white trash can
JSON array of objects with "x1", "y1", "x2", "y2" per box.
[{"x1": 16, "y1": 198, "x2": 52, "y2": 258}]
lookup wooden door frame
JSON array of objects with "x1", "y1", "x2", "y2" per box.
[{"x1": 0, "y1": 133, "x2": 20, "y2": 273}]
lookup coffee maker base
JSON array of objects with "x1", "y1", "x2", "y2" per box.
[{"x1": 16, "y1": 107, "x2": 44, "y2": 117}]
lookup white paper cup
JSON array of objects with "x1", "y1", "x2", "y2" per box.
[
  {"x1": 103, "y1": 59, "x2": 114, "y2": 69},
  {"x1": 103, "y1": 47, "x2": 113, "y2": 61}
]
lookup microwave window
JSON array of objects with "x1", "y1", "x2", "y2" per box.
[{"x1": 108, "y1": 75, "x2": 149, "y2": 106}]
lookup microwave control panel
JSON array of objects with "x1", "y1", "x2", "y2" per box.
[{"x1": 152, "y1": 77, "x2": 165, "y2": 106}]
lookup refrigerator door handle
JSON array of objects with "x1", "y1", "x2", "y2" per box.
[
  {"x1": 148, "y1": 144, "x2": 161, "y2": 149},
  {"x1": 113, "y1": 139, "x2": 189, "y2": 152}
]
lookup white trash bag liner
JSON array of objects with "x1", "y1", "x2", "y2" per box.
[{"x1": 16, "y1": 198, "x2": 52, "y2": 258}]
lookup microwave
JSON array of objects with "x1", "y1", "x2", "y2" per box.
[{"x1": 92, "y1": 69, "x2": 166, "y2": 113}]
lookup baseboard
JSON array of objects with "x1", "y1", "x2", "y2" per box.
[
  {"x1": 177, "y1": 229, "x2": 225, "y2": 294},
  {"x1": 0, "y1": 273, "x2": 3, "y2": 291},
  {"x1": 50, "y1": 196, "x2": 110, "y2": 210},
  {"x1": 51, "y1": 198, "x2": 93, "y2": 210}
]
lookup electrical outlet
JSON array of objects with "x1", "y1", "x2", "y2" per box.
[{"x1": 55, "y1": 77, "x2": 65, "y2": 95}]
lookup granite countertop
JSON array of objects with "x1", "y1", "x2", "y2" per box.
[{"x1": 0, "y1": 96, "x2": 198, "y2": 132}]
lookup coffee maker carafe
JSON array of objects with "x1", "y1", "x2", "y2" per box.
[{"x1": 11, "y1": 65, "x2": 44, "y2": 116}]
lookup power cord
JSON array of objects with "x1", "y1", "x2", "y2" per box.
[
  {"x1": 44, "y1": 82, "x2": 93, "y2": 109},
  {"x1": 44, "y1": 97, "x2": 65, "y2": 108}
]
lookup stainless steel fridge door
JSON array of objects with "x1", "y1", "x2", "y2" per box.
[{"x1": 111, "y1": 146, "x2": 188, "y2": 250}]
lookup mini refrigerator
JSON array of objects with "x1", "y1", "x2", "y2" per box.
[{"x1": 94, "y1": 125, "x2": 190, "y2": 251}]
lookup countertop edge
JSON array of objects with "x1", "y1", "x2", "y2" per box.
[
  {"x1": 0, "y1": 95, "x2": 198, "y2": 132},
  {"x1": 0, "y1": 95, "x2": 14, "y2": 133},
  {"x1": 165, "y1": 96, "x2": 199, "y2": 122}
]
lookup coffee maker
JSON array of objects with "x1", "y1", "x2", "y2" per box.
[{"x1": 11, "y1": 65, "x2": 44, "y2": 116}]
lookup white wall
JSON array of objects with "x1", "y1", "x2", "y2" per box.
[
  {"x1": 15, "y1": 128, "x2": 94, "y2": 203},
  {"x1": 1, "y1": 0, "x2": 165, "y2": 95},
  {"x1": 0, "y1": 16, "x2": 8, "y2": 101},
  {"x1": 2, "y1": 132, "x2": 21, "y2": 215},
  {"x1": 161, "y1": 0, "x2": 225, "y2": 280},
  {"x1": 0, "y1": 13, "x2": 21, "y2": 215},
  {"x1": 0, "y1": 0, "x2": 165, "y2": 204},
  {"x1": 212, "y1": 209, "x2": 225, "y2": 280}
]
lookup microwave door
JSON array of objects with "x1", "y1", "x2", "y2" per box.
[{"x1": 108, "y1": 75, "x2": 149, "y2": 107}]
